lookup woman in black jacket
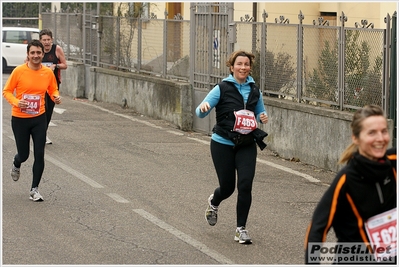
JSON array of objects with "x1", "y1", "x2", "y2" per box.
[{"x1": 304, "y1": 105, "x2": 396, "y2": 264}]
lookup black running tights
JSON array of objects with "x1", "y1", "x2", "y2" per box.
[
  {"x1": 210, "y1": 140, "x2": 257, "y2": 228},
  {"x1": 11, "y1": 114, "x2": 47, "y2": 189}
]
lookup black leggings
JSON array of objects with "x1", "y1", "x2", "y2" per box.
[
  {"x1": 11, "y1": 114, "x2": 47, "y2": 189},
  {"x1": 210, "y1": 139, "x2": 257, "y2": 227}
]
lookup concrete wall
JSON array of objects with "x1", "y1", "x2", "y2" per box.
[
  {"x1": 259, "y1": 97, "x2": 394, "y2": 172},
  {"x1": 61, "y1": 61, "x2": 193, "y2": 131},
  {"x1": 61, "y1": 61, "x2": 393, "y2": 172},
  {"x1": 59, "y1": 61, "x2": 85, "y2": 98}
]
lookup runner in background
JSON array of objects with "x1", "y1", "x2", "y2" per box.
[{"x1": 39, "y1": 28, "x2": 67, "y2": 144}]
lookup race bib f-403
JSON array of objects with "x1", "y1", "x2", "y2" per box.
[{"x1": 233, "y1": 109, "x2": 257, "y2": 134}]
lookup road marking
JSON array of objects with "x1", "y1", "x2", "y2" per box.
[
  {"x1": 186, "y1": 137, "x2": 321, "y2": 183},
  {"x1": 167, "y1": 130, "x2": 184, "y2": 136},
  {"x1": 54, "y1": 107, "x2": 66, "y2": 114},
  {"x1": 187, "y1": 137, "x2": 210, "y2": 145},
  {"x1": 106, "y1": 193, "x2": 130, "y2": 203},
  {"x1": 78, "y1": 101, "x2": 163, "y2": 129},
  {"x1": 257, "y1": 159, "x2": 320, "y2": 183},
  {"x1": 44, "y1": 155, "x2": 104, "y2": 188},
  {"x1": 133, "y1": 209, "x2": 234, "y2": 264}
]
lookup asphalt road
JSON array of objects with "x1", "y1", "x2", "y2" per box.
[{"x1": 2, "y1": 72, "x2": 338, "y2": 265}]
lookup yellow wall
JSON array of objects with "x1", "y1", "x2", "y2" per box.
[
  {"x1": 319, "y1": 2, "x2": 396, "y2": 29},
  {"x1": 235, "y1": 2, "x2": 321, "y2": 25},
  {"x1": 147, "y1": 2, "x2": 396, "y2": 29}
]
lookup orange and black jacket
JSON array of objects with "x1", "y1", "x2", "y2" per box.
[{"x1": 304, "y1": 147, "x2": 397, "y2": 264}]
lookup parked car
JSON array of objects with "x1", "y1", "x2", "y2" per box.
[{"x1": 2, "y1": 27, "x2": 40, "y2": 71}]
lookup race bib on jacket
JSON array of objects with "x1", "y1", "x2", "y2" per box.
[
  {"x1": 42, "y1": 62, "x2": 53, "y2": 68},
  {"x1": 21, "y1": 94, "x2": 41, "y2": 115},
  {"x1": 365, "y1": 208, "x2": 397, "y2": 261},
  {"x1": 233, "y1": 109, "x2": 257, "y2": 134}
]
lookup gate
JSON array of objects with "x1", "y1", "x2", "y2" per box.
[{"x1": 190, "y1": 2, "x2": 234, "y2": 134}]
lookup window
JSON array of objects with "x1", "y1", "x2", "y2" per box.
[
  {"x1": 31, "y1": 31, "x2": 39, "y2": 40},
  {"x1": 128, "y1": 2, "x2": 149, "y2": 18},
  {"x1": 320, "y1": 12, "x2": 337, "y2": 26},
  {"x1": 4, "y1": 30, "x2": 27, "y2": 44},
  {"x1": 197, "y1": 2, "x2": 228, "y2": 14}
]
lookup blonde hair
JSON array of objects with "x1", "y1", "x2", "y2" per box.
[
  {"x1": 339, "y1": 105, "x2": 387, "y2": 164},
  {"x1": 226, "y1": 50, "x2": 255, "y2": 75}
]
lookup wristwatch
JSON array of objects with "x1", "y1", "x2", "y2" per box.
[{"x1": 56, "y1": 64, "x2": 59, "y2": 69}]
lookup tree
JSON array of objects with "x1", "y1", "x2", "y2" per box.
[
  {"x1": 2, "y1": 3, "x2": 40, "y2": 17},
  {"x1": 252, "y1": 50, "x2": 296, "y2": 96},
  {"x1": 305, "y1": 40, "x2": 339, "y2": 102},
  {"x1": 102, "y1": 3, "x2": 151, "y2": 69},
  {"x1": 305, "y1": 30, "x2": 383, "y2": 107},
  {"x1": 2, "y1": 3, "x2": 43, "y2": 27}
]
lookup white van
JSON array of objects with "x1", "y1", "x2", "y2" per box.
[{"x1": 2, "y1": 27, "x2": 40, "y2": 70}]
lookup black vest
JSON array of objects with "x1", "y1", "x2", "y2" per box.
[
  {"x1": 213, "y1": 81, "x2": 268, "y2": 150},
  {"x1": 214, "y1": 81, "x2": 260, "y2": 130},
  {"x1": 42, "y1": 44, "x2": 60, "y2": 85}
]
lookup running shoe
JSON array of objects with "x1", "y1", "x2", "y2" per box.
[
  {"x1": 205, "y1": 194, "x2": 218, "y2": 226},
  {"x1": 10, "y1": 164, "x2": 20, "y2": 181},
  {"x1": 29, "y1": 187, "x2": 44, "y2": 202},
  {"x1": 234, "y1": 226, "x2": 252, "y2": 244}
]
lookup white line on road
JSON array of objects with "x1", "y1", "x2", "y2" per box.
[
  {"x1": 79, "y1": 101, "x2": 163, "y2": 129},
  {"x1": 167, "y1": 130, "x2": 185, "y2": 136},
  {"x1": 186, "y1": 137, "x2": 320, "y2": 183},
  {"x1": 44, "y1": 155, "x2": 104, "y2": 188},
  {"x1": 187, "y1": 137, "x2": 211, "y2": 145},
  {"x1": 106, "y1": 193, "x2": 130, "y2": 203},
  {"x1": 53, "y1": 107, "x2": 66, "y2": 114},
  {"x1": 257, "y1": 159, "x2": 320, "y2": 183},
  {"x1": 133, "y1": 209, "x2": 235, "y2": 264}
]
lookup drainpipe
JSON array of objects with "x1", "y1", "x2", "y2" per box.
[{"x1": 253, "y1": 3, "x2": 257, "y2": 21}]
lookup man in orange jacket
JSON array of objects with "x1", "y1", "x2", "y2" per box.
[{"x1": 3, "y1": 39, "x2": 61, "y2": 201}]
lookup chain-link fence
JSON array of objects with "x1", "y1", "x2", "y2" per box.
[
  {"x1": 40, "y1": 7, "x2": 394, "y2": 113},
  {"x1": 42, "y1": 11, "x2": 191, "y2": 81},
  {"x1": 302, "y1": 25, "x2": 340, "y2": 106}
]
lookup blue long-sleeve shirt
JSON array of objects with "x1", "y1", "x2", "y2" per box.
[{"x1": 195, "y1": 74, "x2": 267, "y2": 146}]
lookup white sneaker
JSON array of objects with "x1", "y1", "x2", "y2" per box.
[
  {"x1": 29, "y1": 187, "x2": 44, "y2": 202},
  {"x1": 46, "y1": 136, "x2": 52, "y2": 145},
  {"x1": 234, "y1": 226, "x2": 252, "y2": 244}
]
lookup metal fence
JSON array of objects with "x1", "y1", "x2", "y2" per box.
[
  {"x1": 2, "y1": 18, "x2": 39, "y2": 28},
  {"x1": 41, "y1": 4, "x2": 395, "y2": 115}
]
